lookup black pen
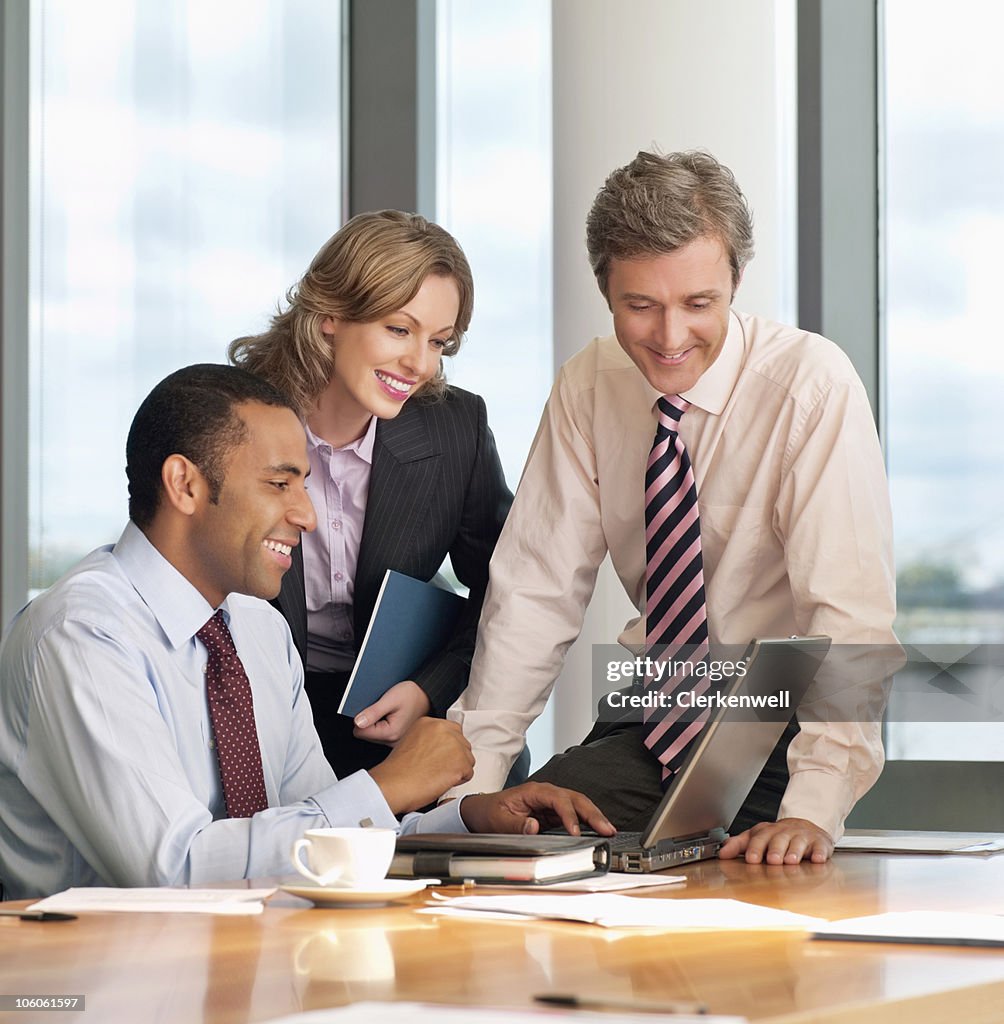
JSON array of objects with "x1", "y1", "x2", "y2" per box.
[
  {"x1": 535, "y1": 993, "x2": 708, "y2": 1015},
  {"x1": 0, "y1": 909, "x2": 77, "y2": 922}
]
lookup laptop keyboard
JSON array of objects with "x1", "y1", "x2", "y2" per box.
[
  {"x1": 606, "y1": 831, "x2": 644, "y2": 851},
  {"x1": 546, "y1": 828, "x2": 644, "y2": 851}
]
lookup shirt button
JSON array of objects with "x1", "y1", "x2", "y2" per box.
[
  {"x1": 331, "y1": 520, "x2": 342, "y2": 530},
  {"x1": 334, "y1": 571, "x2": 344, "y2": 582}
]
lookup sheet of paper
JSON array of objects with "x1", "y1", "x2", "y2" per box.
[
  {"x1": 264, "y1": 1000, "x2": 746, "y2": 1024},
  {"x1": 420, "y1": 893, "x2": 823, "y2": 930},
  {"x1": 508, "y1": 872, "x2": 685, "y2": 892},
  {"x1": 28, "y1": 887, "x2": 276, "y2": 916},
  {"x1": 836, "y1": 833, "x2": 1004, "y2": 854},
  {"x1": 813, "y1": 911, "x2": 1004, "y2": 946}
]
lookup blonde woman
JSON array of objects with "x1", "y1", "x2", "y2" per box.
[{"x1": 230, "y1": 211, "x2": 512, "y2": 780}]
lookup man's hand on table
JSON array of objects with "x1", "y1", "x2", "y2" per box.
[
  {"x1": 719, "y1": 818, "x2": 834, "y2": 865},
  {"x1": 459, "y1": 782, "x2": 617, "y2": 837}
]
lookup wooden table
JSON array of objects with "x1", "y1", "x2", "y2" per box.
[{"x1": 2, "y1": 853, "x2": 1004, "y2": 1023}]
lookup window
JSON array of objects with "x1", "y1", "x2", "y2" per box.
[
  {"x1": 434, "y1": 0, "x2": 553, "y2": 762},
  {"x1": 26, "y1": 0, "x2": 344, "y2": 595},
  {"x1": 433, "y1": 0, "x2": 552, "y2": 488},
  {"x1": 883, "y1": 0, "x2": 1004, "y2": 759}
]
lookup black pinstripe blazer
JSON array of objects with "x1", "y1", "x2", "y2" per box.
[{"x1": 273, "y1": 386, "x2": 513, "y2": 715}]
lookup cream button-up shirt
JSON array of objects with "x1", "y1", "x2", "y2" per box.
[{"x1": 448, "y1": 311, "x2": 897, "y2": 838}]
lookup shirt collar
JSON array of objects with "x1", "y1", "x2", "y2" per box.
[
  {"x1": 644, "y1": 309, "x2": 746, "y2": 416},
  {"x1": 113, "y1": 521, "x2": 223, "y2": 649},
  {"x1": 304, "y1": 415, "x2": 377, "y2": 465}
]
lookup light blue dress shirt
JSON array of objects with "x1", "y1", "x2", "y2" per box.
[{"x1": 0, "y1": 522, "x2": 465, "y2": 899}]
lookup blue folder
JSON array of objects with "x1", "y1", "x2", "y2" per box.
[{"x1": 336, "y1": 569, "x2": 467, "y2": 718}]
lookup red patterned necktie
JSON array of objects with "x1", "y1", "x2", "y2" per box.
[
  {"x1": 641, "y1": 396, "x2": 711, "y2": 779},
  {"x1": 197, "y1": 610, "x2": 269, "y2": 818}
]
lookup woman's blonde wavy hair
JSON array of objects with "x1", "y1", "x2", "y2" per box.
[{"x1": 229, "y1": 210, "x2": 474, "y2": 415}]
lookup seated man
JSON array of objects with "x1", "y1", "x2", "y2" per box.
[
  {"x1": 448, "y1": 151, "x2": 896, "y2": 865},
  {"x1": 0, "y1": 364, "x2": 611, "y2": 899}
]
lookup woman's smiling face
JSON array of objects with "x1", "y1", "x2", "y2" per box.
[{"x1": 320, "y1": 273, "x2": 461, "y2": 421}]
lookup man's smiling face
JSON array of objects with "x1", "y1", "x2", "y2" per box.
[
  {"x1": 188, "y1": 401, "x2": 316, "y2": 607},
  {"x1": 608, "y1": 235, "x2": 734, "y2": 396}
]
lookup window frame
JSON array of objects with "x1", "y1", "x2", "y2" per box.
[{"x1": 1, "y1": 1, "x2": 30, "y2": 628}]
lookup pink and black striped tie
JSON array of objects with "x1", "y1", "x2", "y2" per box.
[
  {"x1": 641, "y1": 396, "x2": 711, "y2": 780},
  {"x1": 197, "y1": 610, "x2": 269, "y2": 818}
]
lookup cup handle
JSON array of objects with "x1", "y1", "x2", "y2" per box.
[{"x1": 291, "y1": 838, "x2": 335, "y2": 886}]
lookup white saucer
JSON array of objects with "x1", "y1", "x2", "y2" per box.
[{"x1": 280, "y1": 878, "x2": 435, "y2": 907}]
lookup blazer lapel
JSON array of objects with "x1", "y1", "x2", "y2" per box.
[{"x1": 354, "y1": 403, "x2": 440, "y2": 636}]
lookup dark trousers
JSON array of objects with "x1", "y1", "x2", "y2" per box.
[
  {"x1": 529, "y1": 715, "x2": 799, "y2": 834},
  {"x1": 304, "y1": 670, "x2": 391, "y2": 778}
]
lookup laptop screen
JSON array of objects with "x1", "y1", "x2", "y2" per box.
[{"x1": 641, "y1": 635, "x2": 831, "y2": 849}]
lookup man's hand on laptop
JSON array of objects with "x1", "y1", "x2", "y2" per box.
[
  {"x1": 718, "y1": 818, "x2": 834, "y2": 865},
  {"x1": 460, "y1": 782, "x2": 617, "y2": 837}
]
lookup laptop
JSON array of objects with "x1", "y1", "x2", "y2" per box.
[{"x1": 605, "y1": 635, "x2": 831, "y2": 872}]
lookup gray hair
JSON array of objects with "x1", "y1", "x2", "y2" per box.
[{"x1": 586, "y1": 150, "x2": 754, "y2": 300}]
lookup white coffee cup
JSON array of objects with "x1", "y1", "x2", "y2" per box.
[{"x1": 290, "y1": 827, "x2": 396, "y2": 888}]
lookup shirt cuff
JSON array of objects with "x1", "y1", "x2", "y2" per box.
[
  {"x1": 312, "y1": 769, "x2": 472, "y2": 836},
  {"x1": 402, "y1": 796, "x2": 471, "y2": 835},
  {"x1": 442, "y1": 751, "x2": 511, "y2": 801},
  {"x1": 311, "y1": 769, "x2": 400, "y2": 830},
  {"x1": 777, "y1": 770, "x2": 855, "y2": 841}
]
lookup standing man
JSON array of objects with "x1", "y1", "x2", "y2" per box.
[
  {"x1": 0, "y1": 364, "x2": 610, "y2": 899},
  {"x1": 449, "y1": 151, "x2": 896, "y2": 864}
]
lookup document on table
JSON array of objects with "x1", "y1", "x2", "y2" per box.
[
  {"x1": 420, "y1": 893, "x2": 824, "y2": 930},
  {"x1": 28, "y1": 887, "x2": 277, "y2": 915},
  {"x1": 264, "y1": 1000, "x2": 747, "y2": 1024},
  {"x1": 836, "y1": 831, "x2": 1004, "y2": 854},
  {"x1": 512, "y1": 872, "x2": 685, "y2": 892},
  {"x1": 813, "y1": 911, "x2": 1004, "y2": 947}
]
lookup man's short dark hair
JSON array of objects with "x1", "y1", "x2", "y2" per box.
[{"x1": 126, "y1": 363, "x2": 297, "y2": 528}]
